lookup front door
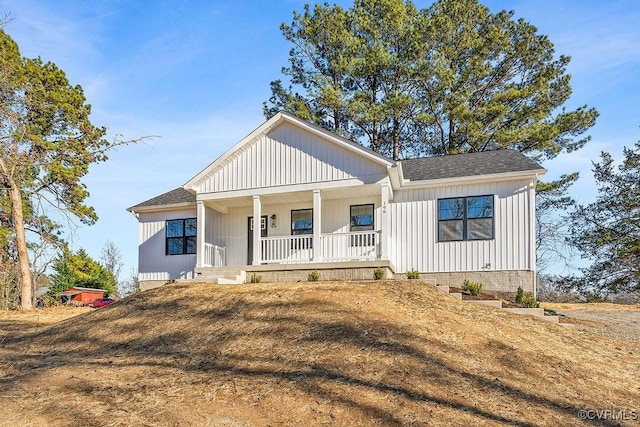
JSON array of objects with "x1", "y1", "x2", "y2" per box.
[{"x1": 248, "y1": 215, "x2": 268, "y2": 264}]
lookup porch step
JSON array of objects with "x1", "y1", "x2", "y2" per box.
[
  {"x1": 449, "y1": 292, "x2": 463, "y2": 301},
  {"x1": 541, "y1": 315, "x2": 560, "y2": 324},
  {"x1": 503, "y1": 308, "x2": 544, "y2": 317},
  {"x1": 466, "y1": 299, "x2": 503, "y2": 308}
]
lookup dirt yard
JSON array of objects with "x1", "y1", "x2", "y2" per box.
[
  {"x1": 0, "y1": 283, "x2": 638, "y2": 426},
  {"x1": 543, "y1": 302, "x2": 640, "y2": 342},
  {"x1": 0, "y1": 306, "x2": 91, "y2": 335}
]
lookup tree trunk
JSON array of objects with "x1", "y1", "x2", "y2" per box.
[
  {"x1": 7, "y1": 178, "x2": 33, "y2": 311},
  {"x1": 392, "y1": 115, "x2": 400, "y2": 161}
]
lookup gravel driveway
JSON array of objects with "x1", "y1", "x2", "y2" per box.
[{"x1": 546, "y1": 303, "x2": 640, "y2": 343}]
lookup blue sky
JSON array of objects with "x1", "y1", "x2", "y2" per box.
[{"x1": 2, "y1": 0, "x2": 639, "y2": 279}]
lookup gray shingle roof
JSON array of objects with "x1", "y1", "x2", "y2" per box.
[
  {"x1": 400, "y1": 150, "x2": 545, "y2": 181},
  {"x1": 127, "y1": 187, "x2": 195, "y2": 211}
]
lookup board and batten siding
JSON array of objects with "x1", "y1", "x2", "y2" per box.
[
  {"x1": 138, "y1": 208, "x2": 197, "y2": 281},
  {"x1": 195, "y1": 121, "x2": 387, "y2": 193},
  {"x1": 389, "y1": 178, "x2": 535, "y2": 274}
]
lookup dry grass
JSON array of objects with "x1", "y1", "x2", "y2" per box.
[
  {"x1": 0, "y1": 281, "x2": 638, "y2": 426},
  {"x1": 542, "y1": 302, "x2": 640, "y2": 311}
]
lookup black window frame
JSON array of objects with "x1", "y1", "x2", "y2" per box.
[
  {"x1": 166, "y1": 218, "x2": 197, "y2": 255},
  {"x1": 291, "y1": 208, "x2": 313, "y2": 249},
  {"x1": 291, "y1": 208, "x2": 313, "y2": 235},
  {"x1": 437, "y1": 195, "x2": 494, "y2": 242},
  {"x1": 350, "y1": 204, "x2": 375, "y2": 232}
]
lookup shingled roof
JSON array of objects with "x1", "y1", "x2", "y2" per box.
[
  {"x1": 127, "y1": 187, "x2": 195, "y2": 212},
  {"x1": 400, "y1": 150, "x2": 545, "y2": 181}
]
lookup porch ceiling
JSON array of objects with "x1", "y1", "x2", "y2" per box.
[{"x1": 203, "y1": 184, "x2": 381, "y2": 210}]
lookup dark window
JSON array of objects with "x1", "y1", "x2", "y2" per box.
[
  {"x1": 291, "y1": 209, "x2": 313, "y2": 235},
  {"x1": 291, "y1": 209, "x2": 313, "y2": 249},
  {"x1": 438, "y1": 196, "x2": 493, "y2": 242},
  {"x1": 350, "y1": 204, "x2": 374, "y2": 231},
  {"x1": 166, "y1": 218, "x2": 197, "y2": 255}
]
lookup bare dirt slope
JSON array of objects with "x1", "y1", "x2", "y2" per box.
[{"x1": 1, "y1": 282, "x2": 638, "y2": 426}]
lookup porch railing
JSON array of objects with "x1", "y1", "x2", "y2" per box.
[
  {"x1": 322, "y1": 230, "x2": 380, "y2": 261},
  {"x1": 260, "y1": 230, "x2": 380, "y2": 263},
  {"x1": 261, "y1": 235, "x2": 314, "y2": 263},
  {"x1": 203, "y1": 242, "x2": 226, "y2": 267}
]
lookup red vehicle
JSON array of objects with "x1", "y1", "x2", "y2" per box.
[{"x1": 88, "y1": 298, "x2": 116, "y2": 308}]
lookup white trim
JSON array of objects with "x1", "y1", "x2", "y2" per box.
[
  {"x1": 183, "y1": 112, "x2": 395, "y2": 191},
  {"x1": 127, "y1": 202, "x2": 195, "y2": 214},
  {"x1": 312, "y1": 189, "x2": 322, "y2": 261},
  {"x1": 529, "y1": 177, "x2": 538, "y2": 299},
  {"x1": 380, "y1": 182, "x2": 390, "y2": 260},
  {"x1": 196, "y1": 201, "x2": 205, "y2": 268},
  {"x1": 196, "y1": 175, "x2": 388, "y2": 201},
  {"x1": 252, "y1": 195, "x2": 262, "y2": 265},
  {"x1": 388, "y1": 164, "x2": 402, "y2": 192}
]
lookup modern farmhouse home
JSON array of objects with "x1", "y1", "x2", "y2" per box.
[{"x1": 128, "y1": 112, "x2": 546, "y2": 294}]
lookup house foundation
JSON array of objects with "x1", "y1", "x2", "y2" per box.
[{"x1": 396, "y1": 270, "x2": 535, "y2": 296}]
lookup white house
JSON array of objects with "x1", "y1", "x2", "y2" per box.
[{"x1": 128, "y1": 112, "x2": 546, "y2": 294}]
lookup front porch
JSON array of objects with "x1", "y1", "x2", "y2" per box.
[{"x1": 194, "y1": 180, "x2": 392, "y2": 268}]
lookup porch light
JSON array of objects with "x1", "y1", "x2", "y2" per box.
[{"x1": 270, "y1": 214, "x2": 277, "y2": 228}]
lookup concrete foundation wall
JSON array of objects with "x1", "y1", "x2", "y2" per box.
[
  {"x1": 139, "y1": 280, "x2": 168, "y2": 292},
  {"x1": 395, "y1": 270, "x2": 534, "y2": 295},
  {"x1": 248, "y1": 266, "x2": 394, "y2": 283}
]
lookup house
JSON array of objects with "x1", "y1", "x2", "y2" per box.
[
  {"x1": 128, "y1": 112, "x2": 546, "y2": 295},
  {"x1": 58, "y1": 287, "x2": 107, "y2": 306}
]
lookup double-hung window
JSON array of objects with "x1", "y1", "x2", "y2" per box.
[
  {"x1": 350, "y1": 204, "x2": 374, "y2": 231},
  {"x1": 438, "y1": 195, "x2": 494, "y2": 241},
  {"x1": 166, "y1": 218, "x2": 197, "y2": 255},
  {"x1": 291, "y1": 209, "x2": 313, "y2": 249},
  {"x1": 350, "y1": 204, "x2": 375, "y2": 246}
]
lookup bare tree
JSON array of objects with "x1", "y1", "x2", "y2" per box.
[
  {"x1": 118, "y1": 268, "x2": 139, "y2": 297},
  {"x1": 100, "y1": 241, "x2": 123, "y2": 296}
]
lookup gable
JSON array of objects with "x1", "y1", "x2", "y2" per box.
[{"x1": 185, "y1": 113, "x2": 393, "y2": 194}]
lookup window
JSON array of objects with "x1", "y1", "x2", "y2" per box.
[
  {"x1": 291, "y1": 209, "x2": 313, "y2": 235},
  {"x1": 350, "y1": 204, "x2": 374, "y2": 231},
  {"x1": 250, "y1": 216, "x2": 266, "y2": 231},
  {"x1": 291, "y1": 209, "x2": 313, "y2": 249},
  {"x1": 438, "y1": 195, "x2": 493, "y2": 241},
  {"x1": 166, "y1": 218, "x2": 197, "y2": 255}
]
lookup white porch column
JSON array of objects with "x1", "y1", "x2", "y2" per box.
[
  {"x1": 252, "y1": 195, "x2": 262, "y2": 265},
  {"x1": 380, "y1": 182, "x2": 390, "y2": 260},
  {"x1": 313, "y1": 189, "x2": 322, "y2": 261},
  {"x1": 196, "y1": 200, "x2": 206, "y2": 267}
]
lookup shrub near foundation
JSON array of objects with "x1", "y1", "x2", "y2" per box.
[
  {"x1": 308, "y1": 270, "x2": 319, "y2": 282},
  {"x1": 373, "y1": 267, "x2": 385, "y2": 280},
  {"x1": 462, "y1": 279, "x2": 482, "y2": 296},
  {"x1": 406, "y1": 270, "x2": 420, "y2": 279},
  {"x1": 520, "y1": 295, "x2": 540, "y2": 308}
]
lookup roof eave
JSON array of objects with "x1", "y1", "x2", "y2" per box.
[{"x1": 127, "y1": 201, "x2": 197, "y2": 214}]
